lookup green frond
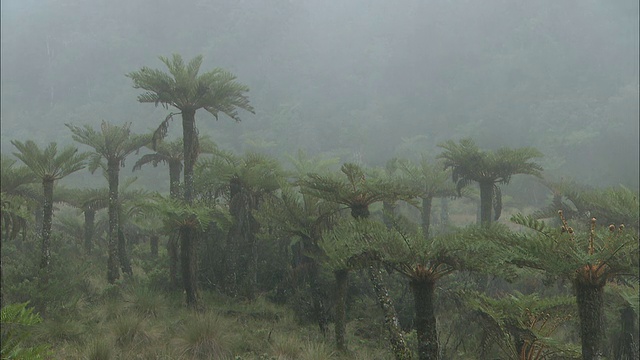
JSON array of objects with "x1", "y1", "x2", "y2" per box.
[
  {"x1": 510, "y1": 213, "x2": 552, "y2": 236},
  {"x1": 437, "y1": 138, "x2": 543, "y2": 188},
  {"x1": 1, "y1": 155, "x2": 38, "y2": 196},
  {"x1": 464, "y1": 290, "x2": 578, "y2": 359},
  {"x1": 147, "y1": 194, "x2": 223, "y2": 233},
  {"x1": 11, "y1": 140, "x2": 88, "y2": 181},
  {"x1": 128, "y1": 54, "x2": 253, "y2": 120},
  {"x1": 286, "y1": 149, "x2": 340, "y2": 179},
  {"x1": 132, "y1": 153, "x2": 168, "y2": 171},
  {"x1": 67, "y1": 121, "x2": 151, "y2": 168}
]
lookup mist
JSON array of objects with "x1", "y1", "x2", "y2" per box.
[{"x1": 2, "y1": 0, "x2": 638, "y2": 189}]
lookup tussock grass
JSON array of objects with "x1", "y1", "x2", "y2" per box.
[
  {"x1": 86, "y1": 339, "x2": 113, "y2": 360},
  {"x1": 126, "y1": 286, "x2": 166, "y2": 318},
  {"x1": 112, "y1": 313, "x2": 154, "y2": 348},
  {"x1": 172, "y1": 312, "x2": 233, "y2": 359}
]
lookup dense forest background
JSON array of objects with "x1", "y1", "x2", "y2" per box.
[
  {"x1": 2, "y1": 0, "x2": 638, "y2": 191},
  {"x1": 1, "y1": 1, "x2": 639, "y2": 359}
]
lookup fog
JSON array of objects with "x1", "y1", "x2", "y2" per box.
[{"x1": 1, "y1": 0, "x2": 638, "y2": 189}]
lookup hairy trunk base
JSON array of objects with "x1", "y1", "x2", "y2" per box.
[
  {"x1": 575, "y1": 281, "x2": 604, "y2": 360},
  {"x1": 411, "y1": 278, "x2": 439, "y2": 360}
]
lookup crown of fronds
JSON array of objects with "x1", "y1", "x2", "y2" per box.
[
  {"x1": 466, "y1": 290, "x2": 580, "y2": 359},
  {"x1": 396, "y1": 154, "x2": 457, "y2": 201},
  {"x1": 257, "y1": 183, "x2": 339, "y2": 243},
  {"x1": 195, "y1": 151, "x2": 283, "y2": 204},
  {"x1": 11, "y1": 140, "x2": 88, "y2": 181},
  {"x1": 507, "y1": 212, "x2": 639, "y2": 285},
  {"x1": 66, "y1": 121, "x2": 151, "y2": 172},
  {"x1": 319, "y1": 216, "x2": 513, "y2": 279},
  {"x1": 437, "y1": 138, "x2": 543, "y2": 195},
  {"x1": 144, "y1": 194, "x2": 228, "y2": 235},
  {"x1": 127, "y1": 54, "x2": 254, "y2": 119},
  {"x1": 301, "y1": 163, "x2": 415, "y2": 213}
]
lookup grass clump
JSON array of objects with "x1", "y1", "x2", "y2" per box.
[
  {"x1": 112, "y1": 314, "x2": 152, "y2": 348},
  {"x1": 86, "y1": 339, "x2": 113, "y2": 360},
  {"x1": 172, "y1": 312, "x2": 232, "y2": 359}
]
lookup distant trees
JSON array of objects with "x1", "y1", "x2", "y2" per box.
[
  {"x1": 438, "y1": 138, "x2": 543, "y2": 225},
  {"x1": 67, "y1": 121, "x2": 150, "y2": 283},
  {"x1": 11, "y1": 140, "x2": 88, "y2": 272},
  {"x1": 55, "y1": 187, "x2": 107, "y2": 254},
  {"x1": 396, "y1": 155, "x2": 456, "y2": 239},
  {"x1": 133, "y1": 137, "x2": 217, "y2": 287},
  {"x1": 128, "y1": 54, "x2": 254, "y2": 308},
  {"x1": 1, "y1": 155, "x2": 39, "y2": 243}
]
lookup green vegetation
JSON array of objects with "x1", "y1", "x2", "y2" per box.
[{"x1": 1, "y1": 52, "x2": 638, "y2": 360}]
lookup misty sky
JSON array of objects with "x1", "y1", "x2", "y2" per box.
[{"x1": 1, "y1": 0, "x2": 638, "y2": 189}]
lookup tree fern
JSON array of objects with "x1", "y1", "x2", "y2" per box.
[{"x1": 1, "y1": 302, "x2": 51, "y2": 359}]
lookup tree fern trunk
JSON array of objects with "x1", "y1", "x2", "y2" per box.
[
  {"x1": 169, "y1": 161, "x2": 181, "y2": 199},
  {"x1": 243, "y1": 227, "x2": 258, "y2": 300},
  {"x1": 411, "y1": 278, "x2": 439, "y2": 360},
  {"x1": 309, "y1": 262, "x2": 329, "y2": 337},
  {"x1": 368, "y1": 265, "x2": 412, "y2": 360},
  {"x1": 118, "y1": 228, "x2": 132, "y2": 276},
  {"x1": 575, "y1": 282, "x2": 605, "y2": 360},
  {"x1": 150, "y1": 235, "x2": 159, "y2": 257},
  {"x1": 224, "y1": 177, "x2": 243, "y2": 296},
  {"x1": 107, "y1": 161, "x2": 120, "y2": 284},
  {"x1": 168, "y1": 234, "x2": 179, "y2": 288},
  {"x1": 84, "y1": 209, "x2": 95, "y2": 254},
  {"x1": 613, "y1": 305, "x2": 639, "y2": 360},
  {"x1": 40, "y1": 179, "x2": 54, "y2": 271},
  {"x1": 181, "y1": 226, "x2": 199, "y2": 308},
  {"x1": 479, "y1": 182, "x2": 494, "y2": 226},
  {"x1": 181, "y1": 109, "x2": 196, "y2": 204},
  {"x1": 335, "y1": 269, "x2": 349, "y2": 351},
  {"x1": 421, "y1": 196, "x2": 433, "y2": 240},
  {"x1": 383, "y1": 200, "x2": 395, "y2": 229},
  {"x1": 181, "y1": 108, "x2": 200, "y2": 307}
]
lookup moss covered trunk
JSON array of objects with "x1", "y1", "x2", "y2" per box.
[
  {"x1": 575, "y1": 282, "x2": 605, "y2": 360},
  {"x1": 40, "y1": 179, "x2": 54, "y2": 271},
  {"x1": 168, "y1": 161, "x2": 181, "y2": 199},
  {"x1": 368, "y1": 265, "x2": 412, "y2": 360},
  {"x1": 411, "y1": 278, "x2": 439, "y2": 360},
  {"x1": 181, "y1": 108, "x2": 199, "y2": 307},
  {"x1": 107, "y1": 160, "x2": 120, "y2": 284}
]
